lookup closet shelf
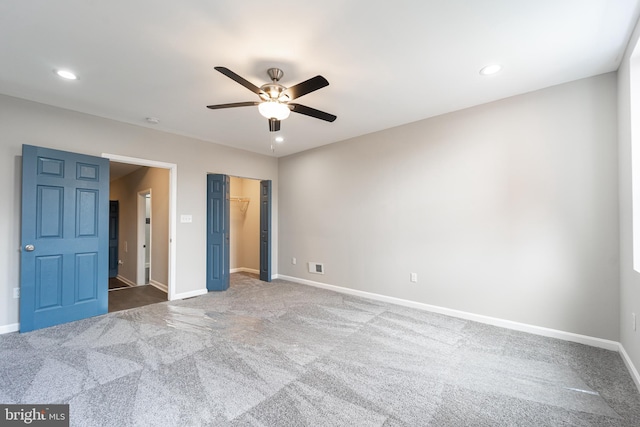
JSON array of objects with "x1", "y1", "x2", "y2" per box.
[{"x1": 230, "y1": 196, "x2": 250, "y2": 213}]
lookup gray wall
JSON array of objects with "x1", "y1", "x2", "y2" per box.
[
  {"x1": 0, "y1": 94, "x2": 278, "y2": 329},
  {"x1": 0, "y1": 70, "x2": 626, "y2": 350},
  {"x1": 618, "y1": 17, "x2": 640, "y2": 375},
  {"x1": 278, "y1": 73, "x2": 619, "y2": 340}
]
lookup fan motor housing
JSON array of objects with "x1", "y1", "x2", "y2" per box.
[
  {"x1": 259, "y1": 83, "x2": 288, "y2": 101},
  {"x1": 267, "y1": 68, "x2": 284, "y2": 81}
]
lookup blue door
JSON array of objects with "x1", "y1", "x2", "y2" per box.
[
  {"x1": 206, "y1": 174, "x2": 229, "y2": 291},
  {"x1": 20, "y1": 145, "x2": 109, "y2": 332},
  {"x1": 108, "y1": 200, "x2": 119, "y2": 278},
  {"x1": 260, "y1": 180, "x2": 272, "y2": 282}
]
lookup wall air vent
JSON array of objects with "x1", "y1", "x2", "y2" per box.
[{"x1": 308, "y1": 262, "x2": 324, "y2": 275}]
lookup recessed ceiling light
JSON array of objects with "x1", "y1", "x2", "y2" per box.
[
  {"x1": 479, "y1": 64, "x2": 502, "y2": 76},
  {"x1": 275, "y1": 136, "x2": 284, "y2": 143},
  {"x1": 55, "y1": 69, "x2": 78, "y2": 80}
]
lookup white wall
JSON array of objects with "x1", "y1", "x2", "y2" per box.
[
  {"x1": 0, "y1": 94, "x2": 278, "y2": 330},
  {"x1": 279, "y1": 73, "x2": 619, "y2": 340},
  {"x1": 619, "y1": 17, "x2": 640, "y2": 374}
]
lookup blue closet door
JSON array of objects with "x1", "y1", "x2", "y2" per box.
[
  {"x1": 260, "y1": 180, "x2": 272, "y2": 282},
  {"x1": 108, "y1": 200, "x2": 119, "y2": 278},
  {"x1": 206, "y1": 174, "x2": 230, "y2": 291},
  {"x1": 20, "y1": 145, "x2": 109, "y2": 332}
]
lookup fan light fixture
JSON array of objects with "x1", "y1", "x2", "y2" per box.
[
  {"x1": 479, "y1": 64, "x2": 502, "y2": 76},
  {"x1": 56, "y1": 69, "x2": 77, "y2": 80},
  {"x1": 258, "y1": 101, "x2": 290, "y2": 120},
  {"x1": 207, "y1": 66, "x2": 336, "y2": 132}
]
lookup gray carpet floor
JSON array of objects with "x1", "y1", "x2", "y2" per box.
[{"x1": 1, "y1": 272, "x2": 639, "y2": 426}]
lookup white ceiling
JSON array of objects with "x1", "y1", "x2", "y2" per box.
[
  {"x1": 1, "y1": 1, "x2": 639, "y2": 157},
  {"x1": 109, "y1": 162, "x2": 144, "y2": 182}
]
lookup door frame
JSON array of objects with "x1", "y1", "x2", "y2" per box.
[
  {"x1": 102, "y1": 153, "x2": 178, "y2": 300},
  {"x1": 137, "y1": 189, "x2": 152, "y2": 286}
]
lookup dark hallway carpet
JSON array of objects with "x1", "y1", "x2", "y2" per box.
[
  {"x1": 108, "y1": 277, "x2": 129, "y2": 290},
  {"x1": 108, "y1": 285, "x2": 166, "y2": 313}
]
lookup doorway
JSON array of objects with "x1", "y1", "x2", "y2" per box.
[
  {"x1": 137, "y1": 190, "x2": 152, "y2": 286},
  {"x1": 206, "y1": 174, "x2": 272, "y2": 291},
  {"x1": 230, "y1": 176, "x2": 261, "y2": 275},
  {"x1": 107, "y1": 164, "x2": 170, "y2": 313},
  {"x1": 104, "y1": 153, "x2": 177, "y2": 301},
  {"x1": 19, "y1": 145, "x2": 177, "y2": 331}
]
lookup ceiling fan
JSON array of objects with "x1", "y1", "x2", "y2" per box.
[{"x1": 207, "y1": 66, "x2": 337, "y2": 132}]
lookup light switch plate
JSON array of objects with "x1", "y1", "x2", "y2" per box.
[{"x1": 180, "y1": 214, "x2": 193, "y2": 223}]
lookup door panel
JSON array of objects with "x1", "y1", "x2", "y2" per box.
[
  {"x1": 260, "y1": 180, "x2": 272, "y2": 282},
  {"x1": 76, "y1": 252, "x2": 98, "y2": 301},
  {"x1": 109, "y1": 201, "x2": 119, "y2": 278},
  {"x1": 21, "y1": 145, "x2": 109, "y2": 332},
  {"x1": 35, "y1": 255, "x2": 63, "y2": 309},
  {"x1": 77, "y1": 189, "x2": 99, "y2": 236},
  {"x1": 37, "y1": 186, "x2": 64, "y2": 237},
  {"x1": 206, "y1": 174, "x2": 229, "y2": 291}
]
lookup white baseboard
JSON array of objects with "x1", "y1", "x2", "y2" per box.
[
  {"x1": 116, "y1": 275, "x2": 167, "y2": 293},
  {"x1": 0, "y1": 323, "x2": 19, "y2": 334},
  {"x1": 230, "y1": 267, "x2": 260, "y2": 274},
  {"x1": 170, "y1": 288, "x2": 208, "y2": 301},
  {"x1": 149, "y1": 280, "x2": 168, "y2": 293},
  {"x1": 619, "y1": 344, "x2": 640, "y2": 392},
  {"x1": 276, "y1": 274, "x2": 620, "y2": 351},
  {"x1": 116, "y1": 275, "x2": 136, "y2": 287}
]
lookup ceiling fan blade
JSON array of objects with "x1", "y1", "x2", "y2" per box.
[
  {"x1": 283, "y1": 76, "x2": 329, "y2": 100},
  {"x1": 268, "y1": 118, "x2": 281, "y2": 132},
  {"x1": 206, "y1": 101, "x2": 259, "y2": 110},
  {"x1": 214, "y1": 66, "x2": 263, "y2": 96},
  {"x1": 289, "y1": 103, "x2": 337, "y2": 122}
]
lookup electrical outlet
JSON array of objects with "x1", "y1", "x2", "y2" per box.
[
  {"x1": 13, "y1": 288, "x2": 19, "y2": 299},
  {"x1": 410, "y1": 273, "x2": 418, "y2": 283},
  {"x1": 292, "y1": 257, "x2": 297, "y2": 265}
]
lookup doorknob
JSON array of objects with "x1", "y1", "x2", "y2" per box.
[{"x1": 24, "y1": 244, "x2": 35, "y2": 252}]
